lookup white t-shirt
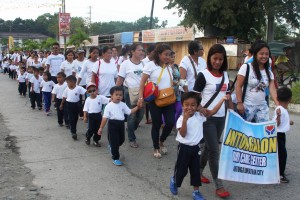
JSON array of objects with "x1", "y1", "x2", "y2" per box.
[
  {"x1": 30, "y1": 76, "x2": 43, "y2": 93},
  {"x1": 31, "y1": 61, "x2": 42, "y2": 69},
  {"x1": 26, "y1": 73, "x2": 34, "y2": 82},
  {"x1": 118, "y1": 59, "x2": 143, "y2": 88},
  {"x1": 273, "y1": 106, "x2": 290, "y2": 133},
  {"x1": 195, "y1": 69, "x2": 229, "y2": 117},
  {"x1": 78, "y1": 59, "x2": 98, "y2": 85},
  {"x1": 62, "y1": 86, "x2": 86, "y2": 103},
  {"x1": 238, "y1": 63, "x2": 274, "y2": 105},
  {"x1": 180, "y1": 56, "x2": 207, "y2": 91},
  {"x1": 110, "y1": 57, "x2": 118, "y2": 67},
  {"x1": 46, "y1": 54, "x2": 65, "y2": 76},
  {"x1": 143, "y1": 61, "x2": 173, "y2": 90},
  {"x1": 40, "y1": 80, "x2": 55, "y2": 92},
  {"x1": 142, "y1": 56, "x2": 151, "y2": 64},
  {"x1": 117, "y1": 56, "x2": 127, "y2": 66},
  {"x1": 83, "y1": 95, "x2": 110, "y2": 113},
  {"x1": 26, "y1": 57, "x2": 34, "y2": 67},
  {"x1": 17, "y1": 73, "x2": 27, "y2": 83},
  {"x1": 92, "y1": 59, "x2": 118, "y2": 96},
  {"x1": 52, "y1": 82, "x2": 67, "y2": 99},
  {"x1": 39, "y1": 57, "x2": 47, "y2": 66},
  {"x1": 60, "y1": 60, "x2": 76, "y2": 77},
  {"x1": 103, "y1": 101, "x2": 131, "y2": 120},
  {"x1": 73, "y1": 59, "x2": 87, "y2": 86},
  {"x1": 176, "y1": 112, "x2": 206, "y2": 146}
]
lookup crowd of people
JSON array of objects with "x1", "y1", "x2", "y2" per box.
[{"x1": 0, "y1": 40, "x2": 294, "y2": 200}]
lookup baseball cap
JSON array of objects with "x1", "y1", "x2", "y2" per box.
[{"x1": 86, "y1": 82, "x2": 97, "y2": 90}]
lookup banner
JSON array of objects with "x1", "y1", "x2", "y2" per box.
[
  {"x1": 8, "y1": 36, "x2": 14, "y2": 50},
  {"x1": 218, "y1": 110, "x2": 279, "y2": 184},
  {"x1": 59, "y1": 13, "x2": 71, "y2": 35}
]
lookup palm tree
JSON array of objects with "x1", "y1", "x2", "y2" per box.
[{"x1": 67, "y1": 28, "x2": 91, "y2": 48}]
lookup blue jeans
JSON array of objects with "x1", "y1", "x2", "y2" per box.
[
  {"x1": 124, "y1": 87, "x2": 144, "y2": 142},
  {"x1": 43, "y1": 92, "x2": 52, "y2": 112}
]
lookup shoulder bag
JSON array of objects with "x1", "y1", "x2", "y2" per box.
[
  {"x1": 188, "y1": 56, "x2": 198, "y2": 79},
  {"x1": 95, "y1": 60, "x2": 101, "y2": 88},
  {"x1": 203, "y1": 73, "x2": 225, "y2": 108}
]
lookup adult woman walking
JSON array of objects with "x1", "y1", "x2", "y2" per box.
[
  {"x1": 138, "y1": 44, "x2": 175, "y2": 158},
  {"x1": 193, "y1": 44, "x2": 230, "y2": 198},
  {"x1": 236, "y1": 42, "x2": 278, "y2": 122},
  {"x1": 60, "y1": 49, "x2": 76, "y2": 77},
  {"x1": 116, "y1": 43, "x2": 145, "y2": 148},
  {"x1": 91, "y1": 46, "x2": 118, "y2": 97}
]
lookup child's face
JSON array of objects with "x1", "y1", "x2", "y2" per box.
[
  {"x1": 182, "y1": 98, "x2": 198, "y2": 116},
  {"x1": 43, "y1": 74, "x2": 48, "y2": 81},
  {"x1": 39, "y1": 71, "x2": 44, "y2": 76},
  {"x1": 57, "y1": 75, "x2": 64, "y2": 84},
  {"x1": 87, "y1": 86, "x2": 97, "y2": 97},
  {"x1": 67, "y1": 80, "x2": 76, "y2": 88},
  {"x1": 20, "y1": 70, "x2": 25, "y2": 75},
  {"x1": 111, "y1": 90, "x2": 123, "y2": 103},
  {"x1": 33, "y1": 70, "x2": 39, "y2": 76}
]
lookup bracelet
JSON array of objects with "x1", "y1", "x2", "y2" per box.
[{"x1": 237, "y1": 102, "x2": 243, "y2": 104}]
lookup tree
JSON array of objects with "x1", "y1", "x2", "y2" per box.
[
  {"x1": 165, "y1": 0, "x2": 300, "y2": 41},
  {"x1": 40, "y1": 37, "x2": 57, "y2": 50},
  {"x1": 67, "y1": 28, "x2": 91, "y2": 48},
  {"x1": 22, "y1": 39, "x2": 40, "y2": 50}
]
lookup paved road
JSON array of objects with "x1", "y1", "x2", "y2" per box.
[{"x1": 0, "y1": 75, "x2": 299, "y2": 200}]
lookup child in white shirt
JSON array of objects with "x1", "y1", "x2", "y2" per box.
[
  {"x1": 83, "y1": 83, "x2": 110, "y2": 147},
  {"x1": 26, "y1": 66, "x2": 34, "y2": 99},
  {"x1": 60, "y1": 75, "x2": 86, "y2": 140},
  {"x1": 17, "y1": 67, "x2": 27, "y2": 97},
  {"x1": 30, "y1": 67, "x2": 43, "y2": 110},
  {"x1": 40, "y1": 72, "x2": 55, "y2": 115},
  {"x1": 52, "y1": 72, "x2": 68, "y2": 127},
  {"x1": 170, "y1": 92, "x2": 228, "y2": 200},
  {"x1": 273, "y1": 87, "x2": 294, "y2": 183},
  {"x1": 98, "y1": 86, "x2": 140, "y2": 166}
]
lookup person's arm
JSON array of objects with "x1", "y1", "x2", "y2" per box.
[
  {"x1": 59, "y1": 97, "x2": 66, "y2": 110},
  {"x1": 137, "y1": 73, "x2": 150, "y2": 107},
  {"x1": 275, "y1": 108, "x2": 281, "y2": 126},
  {"x1": 91, "y1": 72, "x2": 97, "y2": 83},
  {"x1": 31, "y1": 82, "x2": 34, "y2": 92},
  {"x1": 98, "y1": 117, "x2": 108, "y2": 135},
  {"x1": 83, "y1": 111, "x2": 88, "y2": 123},
  {"x1": 236, "y1": 74, "x2": 245, "y2": 114},
  {"x1": 130, "y1": 105, "x2": 139, "y2": 114},
  {"x1": 46, "y1": 64, "x2": 50, "y2": 72},
  {"x1": 178, "y1": 112, "x2": 191, "y2": 137},
  {"x1": 269, "y1": 80, "x2": 279, "y2": 106},
  {"x1": 116, "y1": 76, "x2": 125, "y2": 86},
  {"x1": 206, "y1": 96, "x2": 228, "y2": 117},
  {"x1": 51, "y1": 94, "x2": 56, "y2": 102},
  {"x1": 179, "y1": 67, "x2": 188, "y2": 92}
]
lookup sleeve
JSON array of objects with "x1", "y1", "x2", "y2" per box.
[
  {"x1": 60, "y1": 61, "x2": 65, "y2": 71},
  {"x1": 45, "y1": 56, "x2": 50, "y2": 65},
  {"x1": 83, "y1": 98, "x2": 89, "y2": 112},
  {"x1": 80, "y1": 87, "x2": 87, "y2": 95},
  {"x1": 100, "y1": 95, "x2": 110, "y2": 105},
  {"x1": 72, "y1": 63, "x2": 77, "y2": 73},
  {"x1": 193, "y1": 72, "x2": 206, "y2": 92},
  {"x1": 92, "y1": 64, "x2": 98, "y2": 74},
  {"x1": 40, "y1": 81, "x2": 44, "y2": 88},
  {"x1": 52, "y1": 85, "x2": 57, "y2": 94},
  {"x1": 103, "y1": 104, "x2": 110, "y2": 118},
  {"x1": 118, "y1": 62, "x2": 126, "y2": 78},
  {"x1": 179, "y1": 56, "x2": 188, "y2": 71},
  {"x1": 30, "y1": 77, "x2": 34, "y2": 83},
  {"x1": 117, "y1": 56, "x2": 123, "y2": 65},
  {"x1": 176, "y1": 115, "x2": 183, "y2": 129},
  {"x1": 142, "y1": 62, "x2": 153, "y2": 75},
  {"x1": 238, "y1": 64, "x2": 248, "y2": 76},
  {"x1": 123, "y1": 103, "x2": 132, "y2": 115},
  {"x1": 62, "y1": 88, "x2": 68, "y2": 98},
  {"x1": 78, "y1": 61, "x2": 86, "y2": 78},
  {"x1": 269, "y1": 70, "x2": 274, "y2": 80}
]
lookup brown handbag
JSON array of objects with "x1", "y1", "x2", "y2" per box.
[{"x1": 154, "y1": 66, "x2": 176, "y2": 107}]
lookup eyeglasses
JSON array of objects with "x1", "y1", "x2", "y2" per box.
[
  {"x1": 52, "y1": 47, "x2": 58, "y2": 49},
  {"x1": 88, "y1": 89, "x2": 96, "y2": 93}
]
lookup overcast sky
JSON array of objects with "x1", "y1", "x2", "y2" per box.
[{"x1": 0, "y1": 0, "x2": 183, "y2": 27}]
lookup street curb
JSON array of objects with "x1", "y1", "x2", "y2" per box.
[{"x1": 270, "y1": 100, "x2": 300, "y2": 114}]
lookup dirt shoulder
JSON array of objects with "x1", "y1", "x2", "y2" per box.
[{"x1": 0, "y1": 113, "x2": 48, "y2": 200}]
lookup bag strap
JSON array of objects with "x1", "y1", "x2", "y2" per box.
[
  {"x1": 97, "y1": 60, "x2": 101, "y2": 75},
  {"x1": 203, "y1": 73, "x2": 225, "y2": 108},
  {"x1": 188, "y1": 56, "x2": 197, "y2": 79},
  {"x1": 156, "y1": 65, "x2": 165, "y2": 85},
  {"x1": 166, "y1": 66, "x2": 173, "y2": 87},
  {"x1": 242, "y1": 63, "x2": 250, "y2": 103}
]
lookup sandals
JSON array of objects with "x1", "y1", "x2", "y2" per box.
[
  {"x1": 201, "y1": 175, "x2": 210, "y2": 184},
  {"x1": 160, "y1": 142, "x2": 167, "y2": 155},
  {"x1": 216, "y1": 188, "x2": 230, "y2": 198},
  {"x1": 153, "y1": 149, "x2": 162, "y2": 158}
]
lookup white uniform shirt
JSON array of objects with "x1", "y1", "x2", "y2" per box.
[
  {"x1": 273, "y1": 106, "x2": 290, "y2": 133},
  {"x1": 118, "y1": 59, "x2": 143, "y2": 88},
  {"x1": 62, "y1": 86, "x2": 86, "y2": 102},
  {"x1": 180, "y1": 56, "x2": 207, "y2": 91},
  {"x1": 60, "y1": 60, "x2": 76, "y2": 76},
  {"x1": 40, "y1": 80, "x2": 55, "y2": 92},
  {"x1": 143, "y1": 61, "x2": 173, "y2": 90},
  {"x1": 238, "y1": 63, "x2": 274, "y2": 106},
  {"x1": 83, "y1": 95, "x2": 110, "y2": 113},
  {"x1": 26, "y1": 73, "x2": 34, "y2": 82},
  {"x1": 52, "y1": 82, "x2": 67, "y2": 99},
  {"x1": 103, "y1": 101, "x2": 131, "y2": 120},
  {"x1": 73, "y1": 59, "x2": 87, "y2": 86},
  {"x1": 78, "y1": 59, "x2": 98, "y2": 85},
  {"x1": 17, "y1": 73, "x2": 27, "y2": 83},
  {"x1": 46, "y1": 54, "x2": 65, "y2": 76},
  {"x1": 92, "y1": 59, "x2": 118, "y2": 96},
  {"x1": 176, "y1": 112, "x2": 206, "y2": 146},
  {"x1": 30, "y1": 76, "x2": 43, "y2": 93}
]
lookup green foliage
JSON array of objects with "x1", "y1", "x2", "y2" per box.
[
  {"x1": 291, "y1": 81, "x2": 300, "y2": 104},
  {"x1": 40, "y1": 38, "x2": 57, "y2": 50},
  {"x1": 67, "y1": 28, "x2": 91, "y2": 48},
  {"x1": 22, "y1": 39, "x2": 40, "y2": 50}
]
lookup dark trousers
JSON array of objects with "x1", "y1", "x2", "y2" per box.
[
  {"x1": 66, "y1": 102, "x2": 80, "y2": 134},
  {"x1": 43, "y1": 92, "x2": 51, "y2": 112},
  {"x1": 278, "y1": 132, "x2": 287, "y2": 176},
  {"x1": 108, "y1": 119, "x2": 125, "y2": 160},
  {"x1": 174, "y1": 143, "x2": 201, "y2": 187},
  {"x1": 86, "y1": 113, "x2": 102, "y2": 142},
  {"x1": 18, "y1": 82, "x2": 27, "y2": 96},
  {"x1": 148, "y1": 101, "x2": 175, "y2": 149},
  {"x1": 56, "y1": 98, "x2": 69, "y2": 125},
  {"x1": 30, "y1": 92, "x2": 42, "y2": 109},
  {"x1": 27, "y1": 83, "x2": 31, "y2": 98}
]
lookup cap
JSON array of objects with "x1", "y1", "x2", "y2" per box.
[
  {"x1": 77, "y1": 49, "x2": 85, "y2": 53},
  {"x1": 86, "y1": 82, "x2": 97, "y2": 90}
]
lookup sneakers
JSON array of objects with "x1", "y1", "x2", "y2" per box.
[
  {"x1": 169, "y1": 176, "x2": 178, "y2": 195},
  {"x1": 72, "y1": 134, "x2": 77, "y2": 140},
  {"x1": 280, "y1": 175, "x2": 289, "y2": 183},
  {"x1": 193, "y1": 190, "x2": 205, "y2": 200},
  {"x1": 201, "y1": 175, "x2": 210, "y2": 184},
  {"x1": 58, "y1": 124, "x2": 64, "y2": 127},
  {"x1": 112, "y1": 159, "x2": 123, "y2": 166},
  {"x1": 85, "y1": 138, "x2": 90, "y2": 145},
  {"x1": 65, "y1": 125, "x2": 70, "y2": 129},
  {"x1": 93, "y1": 141, "x2": 101, "y2": 147},
  {"x1": 129, "y1": 141, "x2": 138, "y2": 148}
]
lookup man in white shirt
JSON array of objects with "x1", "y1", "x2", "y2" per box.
[{"x1": 45, "y1": 42, "x2": 65, "y2": 84}]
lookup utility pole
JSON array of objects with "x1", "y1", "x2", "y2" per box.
[
  {"x1": 62, "y1": 0, "x2": 66, "y2": 53},
  {"x1": 149, "y1": 0, "x2": 155, "y2": 29}
]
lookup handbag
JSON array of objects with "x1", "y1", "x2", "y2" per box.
[
  {"x1": 154, "y1": 66, "x2": 176, "y2": 107},
  {"x1": 95, "y1": 60, "x2": 101, "y2": 88},
  {"x1": 128, "y1": 87, "x2": 140, "y2": 106},
  {"x1": 143, "y1": 66, "x2": 164, "y2": 102}
]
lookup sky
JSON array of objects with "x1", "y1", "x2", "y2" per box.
[{"x1": 0, "y1": 0, "x2": 183, "y2": 27}]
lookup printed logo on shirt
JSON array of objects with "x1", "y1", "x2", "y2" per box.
[
  {"x1": 98, "y1": 101, "x2": 100, "y2": 105},
  {"x1": 215, "y1": 83, "x2": 227, "y2": 92},
  {"x1": 134, "y1": 70, "x2": 143, "y2": 76},
  {"x1": 75, "y1": 93, "x2": 78, "y2": 96}
]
